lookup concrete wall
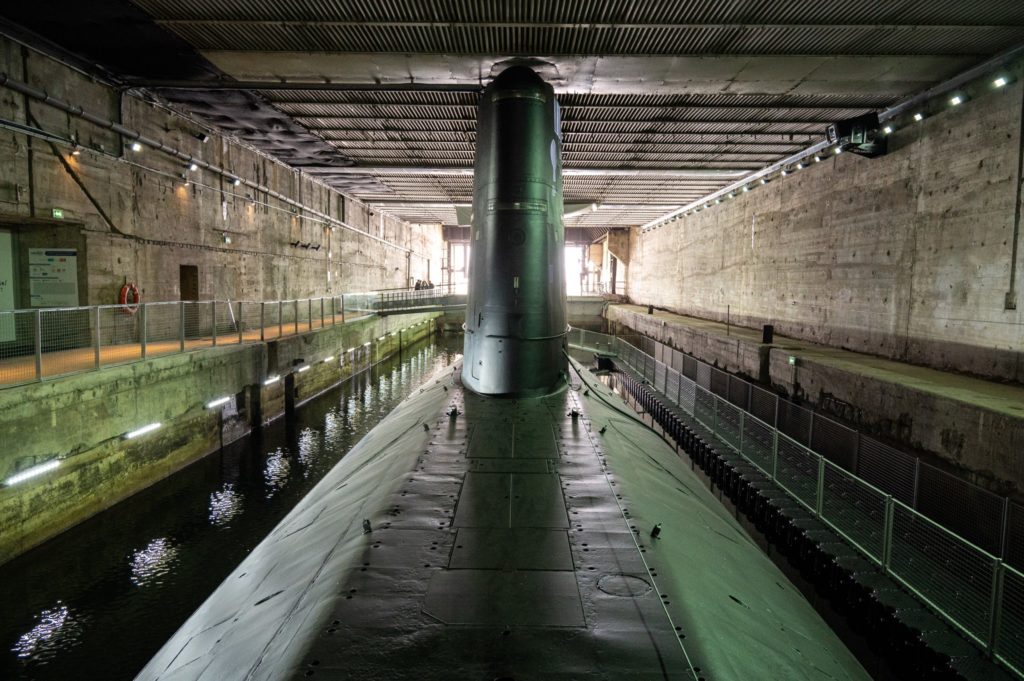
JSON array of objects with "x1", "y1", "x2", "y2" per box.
[
  {"x1": 0, "y1": 311, "x2": 438, "y2": 564},
  {"x1": 0, "y1": 37, "x2": 444, "y2": 307},
  {"x1": 628, "y1": 62, "x2": 1024, "y2": 383}
]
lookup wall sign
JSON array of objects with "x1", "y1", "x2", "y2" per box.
[
  {"x1": 0, "y1": 231, "x2": 14, "y2": 342},
  {"x1": 29, "y1": 249, "x2": 79, "y2": 307}
]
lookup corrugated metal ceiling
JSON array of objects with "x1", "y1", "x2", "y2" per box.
[{"x1": 125, "y1": 0, "x2": 1024, "y2": 227}]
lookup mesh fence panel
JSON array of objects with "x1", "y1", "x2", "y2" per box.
[
  {"x1": 916, "y1": 462, "x2": 1005, "y2": 556},
  {"x1": 778, "y1": 401, "x2": 812, "y2": 445},
  {"x1": 38, "y1": 308, "x2": 93, "y2": 377},
  {"x1": 695, "y1": 362, "x2": 711, "y2": 389},
  {"x1": 214, "y1": 302, "x2": 239, "y2": 342},
  {"x1": 716, "y1": 400, "x2": 742, "y2": 451},
  {"x1": 710, "y1": 367, "x2": 729, "y2": 398},
  {"x1": 749, "y1": 385, "x2": 777, "y2": 426},
  {"x1": 665, "y1": 368, "x2": 680, "y2": 406},
  {"x1": 238, "y1": 302, "x2": 264, "y2": 342},
  {"x1": 679, "y1": 375, "x2": 696, "y2": 415},
  {"x1": 856, "y1": 436, "x2": 916, "y2": 505},
  {"x1": 0, "y1": 310, "x2": 38, "y2": 386},
  {"x1": 820, "y1": 461, "x2": 887, "y2": 562},
  {"x1": 682, "y1": 354, "x2": 698, "y2": 380},
  {"x1": 1006, "y1": 503, "x2": 1024, "y2": 570},
  {"x1": 776, "y1": 435, "x2": 819, "y2": 510},
  {"x1": 694, "y1": 386, "x2": 715, "y2": 430},
  {"x1": 889, "y1": 501, "x2": 996, "y2": 646},
  {"x1": 182, "y1": 302, "x2": 214, "y2": 349},
  {"x1": 742, "y1": 415, "x2": 774, "y2": 475},
  {"x1": 145, "y1": 303, "x2": 182, "y2": 357},
  {"x1": 997, "y1": 566, "x2": 1024, "y2": 676},
  {"x1": 98, "y1": 305, "x2": 142, "y2": 366},
  {"x1": 654, "y1": 361, "x2": 667, "y2": 393},
  {"x1": 810, "y1": 414, "x2": 859, "y2": 472},
  {"x1": 727, "y1": 375, "x2": 750, "y2": 410}
]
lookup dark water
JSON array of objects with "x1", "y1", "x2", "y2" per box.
[{"x1": 0, "y1": 335, "x2": 462, "y2": 681}]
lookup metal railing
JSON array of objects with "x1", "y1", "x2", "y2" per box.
[
  {"x1": 0, "y1": 288, "x2": 441, "y2": 389},
  {"x1": 568, "y1": 328, "x2": 1024, "y2": 675}
]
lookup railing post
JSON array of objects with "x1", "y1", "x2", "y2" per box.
[
  {"x1": 179, "y1": 302, "x2": 185, "y2": 352},
  {"x1": 999, "y1": 498, "x2": 1010, "y2": 559},
  {"x1": 340, "y1": 294, "x2": 346, "y2": 324},
  {"x1": 771, "y1": 428, "x2": 779, "y2": 480},
  {"x1": 912, "y1": 457, "x2": 921, "y2": 509},
  {"x1": 331, "y1": 296, "x2": 337, "y2": 326},
  {"x1": 212, "y1": 300, "x2": 218, "y2": 346},
  {"x1": 34, "y1": 309, "x2": 42, "y2": 381},
  {"x1": 308, "y1": 298, "x2": 313, "y2": 329},
  {"x1": 988, "y1": 560, "x2": 1005, "y2": 656},
  {"x1": 94, "y1": 306, "x2": 101, "y2": 369},
  {"x1": 294, "y1": 299, "x2": 299, "y2": 335},
  {"x1": 140, "y1": 303, "x2": 148, "y2": 359},
  {"x1": 278, "y1": 300, "x2": 283, "y2": 338},
  {"x1": 237, "y1": 301, "x2": 244, "y2": 345},
  {"x1": 738, "y1": 411, "x2": 745, "y2": 455},
  {"x1": 259, "y1": 302, "x2": 265, "y2": 341},
  {"x1": 320, "y1": 297, "x2": 325, "y2": 328},
  {"x1": 815, "y1": 455, "x2": 825, "y2": 516},
  {"x1": 881, "y1": 495, "x2": 894, "y2": 573}
]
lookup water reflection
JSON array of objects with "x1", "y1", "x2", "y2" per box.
[
  {"x1": 208, "y1": 484, "x2": 244, "y2": 527},
  {"x1": 129, "y1": 538, "x2": 179, "y2": 587},
  {"x1": 296, "y1": 427, "x2": 320, "y2": 475},
  {"x1": 263, "y1": 449, "x2": 292, "y2": 498},
  {"x1": 12, "y1": 603, "x2": 77, "y2": 661},
  {"x1": 0, "y1": 335, "x2": 463, "y2": 681}
]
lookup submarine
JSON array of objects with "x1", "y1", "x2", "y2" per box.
[{"x1": 137, "y1": 66, "x2": 869, "y2": 680}]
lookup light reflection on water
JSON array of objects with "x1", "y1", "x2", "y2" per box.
[
  {"x1": 208, "y1": 484, "x2": 244, "y2": 527},
  {"x1": 1, "y1": 334, "x2": 462, "y2": 680},
  {"x1": 262, "y1": 449, "x2": 292, "y2": 498},
  {"x1": 129, "y1": 538, "x2": 180, "y2": 587},
  {"x1": 12, "y1": 603, "x2": 78, "y2": 661}
]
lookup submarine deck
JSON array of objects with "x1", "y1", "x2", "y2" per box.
[{"x1": 139, "y1": 359, "x2": 867, "y2": 680}]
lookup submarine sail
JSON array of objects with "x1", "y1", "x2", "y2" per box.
[{"x1": 462, "y1": 65, "x2": 567, "y2": 396}]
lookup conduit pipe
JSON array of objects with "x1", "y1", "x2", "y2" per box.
[{"x1": 0, "y1": 71, "x2": 425, "y2": 258}]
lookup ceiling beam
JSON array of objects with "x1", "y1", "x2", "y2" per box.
[
  {"x1": 301, "y1": 166, "x2": 752, "y2": 178},
  {"x1": 269, "y1": 101, "x2": 879, "y2": 112},
  {"x1": 155, "y1": 20, "x2": 1022, "y2": 32},
  {"x1": 137, "y1": 80, "x2": 484, "y2": 92},
  {"x1": 294, "y1": 114, "x2": 835, "y2": 124}
]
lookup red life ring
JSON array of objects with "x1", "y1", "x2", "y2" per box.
[{"x1": 119, "y1": 282, "x2": 142, "y2": 314}]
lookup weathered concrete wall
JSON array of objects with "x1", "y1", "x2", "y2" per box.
[
  {"x1": 0, "y1": 37, "x2": 443, "y2": 307},
  {"x1": 0, "y1": 311, "x2": 438, "y2": 565},
  {"x1": 609, "y1": 304, "x2": 1024, "y2": 495},
  {"x1": 628, "y1": 64, "x2": 1024, "y2": 383}
]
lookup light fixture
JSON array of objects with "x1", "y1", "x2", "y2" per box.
[
  {"x1": 196, "y1": 133, "x2": 210, "y2": 143},
  {"x1": 913, "y1": 113, "x2": 924, "y2": 122},
  {"x1": 883, "y1": 125, "x2": 893, "y2": 135},
  {"x1": 125, "y1": 423, "x2": 161, "y2": 439},
  {"x1": 796, "y1": 163, "x2": 805, "y2": 170},
  {"x1": 130, "y1": 141, "x2": 143, "y2": 152},
  {"x1": 263, "y1": 375, "x2": 280, "y2": 386},
  {"x1": 232, "y1": 178, "x2": 241, "y2": 186},
  {"x1": 222, "y1": 234, "x2": 231, "y2": 244},
  {"x1": 377, "y1": 336, "x2": 386, "y2": 341},
  {"x1": 346, "y1": 347, "x2": 355, "y2": 353},
  {"x1": 760, "y1": 178, "x2": 768, "y2": 185},
  {"x1": 781, "y1": 170, "x2": 789, "y2": 176},
  {"x1": 5, "y1": 459, "x2": 60, "y2": 486},
  {"x1": 206, "y1": 396, "x2": 231, "y2": 409},
  {"x1": 834, "y1": 147, "x2": 843, "y2": 155},
  {"x1": 71, "y1": 148, "x2": 81, "y2": 157},
  {"x1": 363, "y1": 341, "x2": 371, "y2": 347},
  {"x1": 297, "y1": 365, "x2": 310, "y2": 373},
  {"x1": 323, "y1": 356, "x2": 334, "y2": 363},
  {"x1": 814, "y1": 155, "x2": 821, "y2": 162},
  {"x1": 742, "y1": 186, "x2": 749, "y2": 192},
  {"x1": 189, "y1": 162, "x2": 199, "y2": 172},
  {"x1": 950, "y1": 95, "x2": 963, "y2": 106},
  {"x1": 994, "y1": 76, "x2": 1008, "y2": 88},
  {"x1": 714, "y1": 199, "x2": 721, "y2": 204}
]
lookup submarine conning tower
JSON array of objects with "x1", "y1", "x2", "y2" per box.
[{"x1": 462, "y1": 65, "x2": 567, "y2": 397}]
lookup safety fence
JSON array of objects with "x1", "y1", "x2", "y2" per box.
[
  {"x1": 568, "y1": 328, "x2": 1023, "y2": 674},
  {"x1": 0, "y1": 289, "x2": 443, "y2": 389}
]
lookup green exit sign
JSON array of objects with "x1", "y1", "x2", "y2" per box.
[{"x1": 51, "y1": 208, "x2": 64, "y2": 219}]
